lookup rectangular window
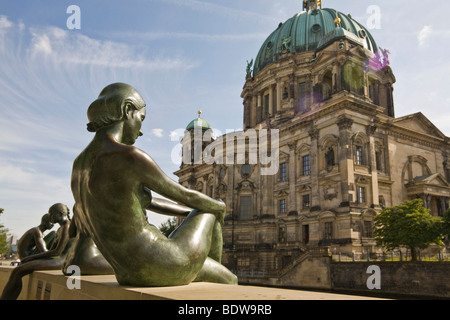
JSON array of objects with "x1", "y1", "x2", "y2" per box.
[
  {"x1": 364, "y1": 221, "x2": 373, "y2": 238},
  {"x1": 324, "y1": 222, "x2": 333, "y2": 240},
  {"x1": 279, "y1": 199, "x2": 287, "y2": 214},
  {"x1": 358, "y1": 187, "x2": 366, "y2": 203},
  {"x1": 356, "y1": 146, "x2": 363, "y2": 165},
  {"x1": 302, "y1": 225, "x2": 309, "y2": 244},
  {"x1": 237, "y1": 257, "x2": 250, "y2": 268},
  {"x1": 302, "y1": 155, "x2": 310, "y2": 176},
  {"x1": 302, "y1": 194, "x2": 310, "y2": 209},
  {"x1": 280, "y1": 162, "x2": 287, "y2": 182},
  {"x1": 239, "y1": 196, "x2": 252, "y2": 220}
]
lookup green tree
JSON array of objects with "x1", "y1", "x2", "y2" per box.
[
  {"x1": 374, "y1": 199, "x2": 444, "y2": 261},
  {"x1": 158, "y1": 217, "x2": 178, "y2": 237},
  {"x1": 440, "y1": 208, "x2": 450, "y2": 238},
  {"x1": 0, "y1": 208, "x2": 11, "y2": 255}
]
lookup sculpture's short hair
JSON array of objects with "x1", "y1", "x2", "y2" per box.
[
  {"x1": 48, "y1": 203, "x2": 69, "y2": 219},
  {"x1": 40, "y1": 213, "x2": 52, "y2": 225},
  {"x1": 87, "y1": 83, "x2": 146, "y2": 132}
]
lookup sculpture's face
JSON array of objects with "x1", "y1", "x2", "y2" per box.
[
  {"x1": 44, "y1": 219, "x2": 54, "y2": 230},
  {"x1": 49, "y1": 205, "x2": 69, "y2": 224},
  {"x1": 123, "y1": 106, "x2": 146, "y2": 145}
]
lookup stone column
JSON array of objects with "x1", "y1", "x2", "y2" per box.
[
  {"x1": 337, "y1": 115, "x2": 355, "y2": 204},
  {"x1": 276, "y1": 79, "x2": 282, "y2": 112},
  {"x1": 251, "y1": 95, "x2": 257, "y2": 127},
  {"x1": 269, "y1": 85, "x2": 274, "y2": 116},
  {"x1": 439, "y1": 197, "x2": 446, "y2": 216},
  {"x1": 367, "y1": 124, "x2": 379, "y2": 207},
  {"x1": 308, "y1": 126, "x2": 320, "y2": 208},
  {"x1": 257, "y1": 93, "x2": 262, "y2": 123},
  {"x1": 288, "y1": 142, "x2": 297, "y2": 213}
]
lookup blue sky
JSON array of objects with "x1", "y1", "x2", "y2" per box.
[{"x1": 1, "y1": 0, "x2": 449, "y2": 238}]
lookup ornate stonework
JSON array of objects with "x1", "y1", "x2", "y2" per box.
[{"x1": 174, "y1": 5, "x2": 450, "y2": 277}]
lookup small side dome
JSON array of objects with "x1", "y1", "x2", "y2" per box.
[{"x1": 186, "y1": 110, "x2": 212, "y2": 131}]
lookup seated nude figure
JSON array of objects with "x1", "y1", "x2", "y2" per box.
[
  {"x1": 70, "y1": 83, "x2": 237, "y2": 286},
  {"x1": 17, "y1": 213, "x2": 54, "y2": 260},
  {"x1": 1, "y1": 204, "x2": 72, "y2": 300}
]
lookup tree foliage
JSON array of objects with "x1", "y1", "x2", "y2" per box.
[
  {"x1": 0, "y1": 208, "x2": 11, "y2": 255},
  {"x1": 158, "y1": 217, "x2": 178, "y2": 237},
  {"x1": 374, "y1": 199, "x2": 445, "y2": 261}
]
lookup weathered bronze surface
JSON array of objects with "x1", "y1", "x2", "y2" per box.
[
  {"x1": 70, "y1": 83, "x2": 237, "y2": 286},
  {"x1": 1, "y1": 204, "x2": 72, "y2": 300},
  {"x1": 17, "y1": 213, "x2": 54, "y2": 260}
]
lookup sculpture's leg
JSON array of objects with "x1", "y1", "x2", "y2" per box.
[
  {"x1": 208, "y1": 220, "x2": 223, "y2": 263},
  {"x1": 169, "y1": 210, "x2": 237, "y2": 285},
  {"x1": 1, "y1": 258, "x2": 62, "y2": 300},
  {"x1": 0, "y1": 267, "x2": 25, "y2": 300},
  {"x1": 168, "y1": 210, "x2": 216, "y2": 262},
  {"x1": 63, "y1": 231, "x2": 113, "y2": 275},
  {"x1": 194, "y1": 257, "x2": 238, "y2": 285}
]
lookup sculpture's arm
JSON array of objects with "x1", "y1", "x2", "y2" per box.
[
  {"x1": 146, "y1": 195, "x2": 191, "y2": 217},
  {"x1": 33, "y1": 230, "x2": 48, "y2": 253},
  {"x1": 133, "y1": 148, "x2": 225, "y2": 216},
  {"x1": 20, "y1": 223, "x2": 70, "y2": 263}
]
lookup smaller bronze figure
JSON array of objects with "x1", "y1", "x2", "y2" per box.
[
  {"x1": 17, "y1": 213, "x2": 55, "y2": 260},
  {"x1": 1, "y1": 203, "x2": 72, "y2": 300}
]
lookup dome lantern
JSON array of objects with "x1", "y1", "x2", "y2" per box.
[{"x1": 303, "y1": 0, "x2": 322, "y2": 12}]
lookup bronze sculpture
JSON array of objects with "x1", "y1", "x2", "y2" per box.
[
  {"x1": 17, "y1": 213, "x2": 54, "y2": 260},
  {"x1": 70, "y1": 83, "x2": 237, "y2": 286},
  {"x1": 1, "y1": 203, "x2": 72, "y2": 300}
]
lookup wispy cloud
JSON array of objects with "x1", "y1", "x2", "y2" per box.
[
  {"x1": 151, "y1": 0, "x2": 276, "y2": 24},
  {"x1": 113, "y1": 31, "x2": 267, "y2": 43},
  {"x1": 418, "y1": 25, "x2": 433, "y2": 46},
  {"x1": 152, "y1": 128, "x2": 164, "y2": 138},
  {"x1": 28, "y1": 26, "x2": 197, "y2": 71},
  {"x1": 0, "y1": 15, "x2": 200, "y2": 236}
]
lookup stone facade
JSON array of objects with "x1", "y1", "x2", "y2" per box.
[{"x1": 174, "y1": 5, "x2": 450, "y2": 277}]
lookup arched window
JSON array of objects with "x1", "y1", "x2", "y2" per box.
[
  {"x1": 352, "y1": 133, "x2": 369, "y2": 167},
  {"x1": 319, "y1": 135, "x2": 339, "y2": 172},
  {"x1": 375, "y1": 141, "x2": 386, "y2": 173}
]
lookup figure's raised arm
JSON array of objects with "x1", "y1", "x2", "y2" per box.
[
  {"x1": 146, "y1": 194, "x2": 191, "y2": 217},
  {"x1": 132, "y1": 148, "x2": 225, "y2": 216}
]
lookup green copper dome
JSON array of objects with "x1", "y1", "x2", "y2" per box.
[
  {"x1": 253, "y1": 7, "x2": 378, "y2": 75},
  {"x1": 186, "y1": 111, "x2": 212, "y2": 131}
]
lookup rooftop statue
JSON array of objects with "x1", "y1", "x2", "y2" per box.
[
  {"x1": 246, "y1": 59, "x2": 253, "y2": 78},
  {"x1": 69, "y1": 83, "x2": 237, "y2": 287},
  {"x1": 1, "y1": 204, "x2": 72, "y2": 300},
  {"x1": 17, "y1": 213, "x2": 55, "y2": 260}
]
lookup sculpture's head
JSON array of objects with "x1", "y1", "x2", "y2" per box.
[
  {"x1": 48, "y1": 203, "x2": 70, "y2": 224},
  {"x1": 40, "y1": 213, "x2": 54, "y2": 230},
  {"x1": 87, "y1": 83, "x2": 146, "y2": 144}
]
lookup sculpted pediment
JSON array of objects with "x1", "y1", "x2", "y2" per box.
[
  {"x1": 407, "y1": 173, "x2": 449, "y2": 188},
  {"x1": 393, "y1": 112, "x2": 446, "y2": 139}
]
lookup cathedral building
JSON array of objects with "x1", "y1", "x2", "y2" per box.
[{"x1": 174, "y1": 1, "x2": 450, "y2": 276}]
